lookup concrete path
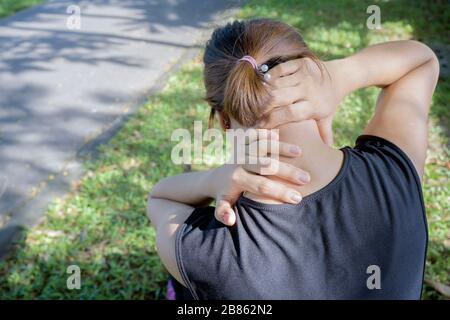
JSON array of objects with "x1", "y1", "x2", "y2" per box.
[{"x1": 0, "y1": 0, "x2": 241, "y2": 248}]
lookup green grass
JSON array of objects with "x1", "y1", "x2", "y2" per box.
[
  {"x1": 0, "y1": 0, "x2": 44, "y2": 18},
  {"x1": 0, "y1": 0, "x2": 448, "y2": 299}
]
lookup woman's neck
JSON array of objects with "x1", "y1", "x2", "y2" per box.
[{"x1": 243, "y1": 120, "x2": 344, "y2": 203}]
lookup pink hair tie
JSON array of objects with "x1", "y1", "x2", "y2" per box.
[{"x1": 237, "y1": 55, "x2": 258, "y2": 70}]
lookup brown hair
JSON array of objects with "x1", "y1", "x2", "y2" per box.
[{"x1": 203, "y1": 19, "x2": 320, "y2": 128}]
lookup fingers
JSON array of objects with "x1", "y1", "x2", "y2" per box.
[
  {"x1": 260, "y1": 101, "x2": 316, "y2": 129},
  {"x1": 269, "y1": 87, "x2": 305, "y2": 108},
  {"x1": 233, "y1": 128, "x2": 301, "y2": 164},
  {"x1": 239, "y1": 172, "x2": 303, "y2": 204},
  {"x1": 239, "y1": 128, "x2": 278, "y2": 145},
  {"x1": 215, "y1": 199, "x2": 236, "y2": 226},
  {"x1": 265, "y1": 58, "x2": 304, "y2": 80},
  {"x1": 276, "y1": 141, "x2": 302, "y2": 157},
  {"x1": 215, "y1": 167, "x2": 307, "y2": 226},
  {"x1": 245, "y1": 139, "x2": 301, "y2": 158},
  {"x1": 270, "y1": 71, "x2": 302, "y2": 89},
  {"x1": 233, "y1": 128, "x2": 278, "y2": 163},
  {"x1": 317, "y1": 118, "x2": 334, "y2": 146},
  {"x1": 242, "y1": 157, "x2": 310, "y2": 185}
]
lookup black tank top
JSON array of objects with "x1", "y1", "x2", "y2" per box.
[{"x1": 175, "y1": 135, "x2": 428, "y2": 299}]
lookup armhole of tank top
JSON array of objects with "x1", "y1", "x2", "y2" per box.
[
  {"x1": 175, "y1": 209, "x2": 200, "y2": 300},
  {"x1": 356, "y1": 134, "x2": 429, "y2": 299}
]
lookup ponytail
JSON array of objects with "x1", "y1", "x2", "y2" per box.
[
  {"x1": 222, "y1": 56, "x2": 271, "y2": 127},
  {"x1": 203, "y1": 19, "x2": 320, "y2": 128}
]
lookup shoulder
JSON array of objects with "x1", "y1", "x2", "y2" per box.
[
  {"x1": 346, "y1": 134, "x2": 424, "y2": 201},
  {"x1": 353, "y1": 134, "x2": 422, "y2": 179}
]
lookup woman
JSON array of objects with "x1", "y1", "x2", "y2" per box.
[{"x1": 147, "y1": 19, "x2": 439, "y2": 299}]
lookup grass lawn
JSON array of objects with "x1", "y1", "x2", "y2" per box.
[
  {"x1": 0, "y1": 0, "x2": 44, "y2": 18},
  {"x1": 0, "y1": 0, "x2": 448, "y2": 299}
]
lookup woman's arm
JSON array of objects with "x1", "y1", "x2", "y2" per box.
[
  {"x1": 148, "y1": 164, "x2": 307, "y2": 286},
  {"x1": 149, "y1": 130, "x2": 308, "y2": 224},
  {"x1": 149, "y1": 170, "x2": 216, "y2": 210},
  {"x1": 332, "y1": 40, "x2": 437, "y2": 95},
  {"x1": 147, "y1": 169, "x2": 220, "y2": 286},
  {"x1": 262, "y1": 40, "x2": 439, "y2": 176},
  {"x1": 148, "y1": 130, "x2": 308, "y2": 286},
  {"x1": 345, "y1": 41, "x2": 439, "y2": 177},
  {"x1": 331, "y1": 41, "x2": 439, "y2": 176}
]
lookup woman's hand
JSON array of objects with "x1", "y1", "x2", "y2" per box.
[
  {"x1": 213, "y1": 129, "x2": 310, "y2": 226},
  {"x1": 260, "y1": 58, "x2": 345, "y2": 146}
]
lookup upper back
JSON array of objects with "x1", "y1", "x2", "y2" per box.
[{"x1": 176, "y1": 135, "x2": 428, "y2": 299}]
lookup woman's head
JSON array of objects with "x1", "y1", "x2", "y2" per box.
[{"x1": 204, "y1": 19, "x2": 319, "y2": 128}]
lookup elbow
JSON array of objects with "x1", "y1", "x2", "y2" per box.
[
  {"x1": 412, "y1": 40, "x2": 441, "y2": 75},
  {"x1": 146, "y1": 182, "x2": 161, "y2": 220},
  {"x1": 148, "y1": 179, "x2": 164, "y2": 200},
  {"x1": 429, "y1": 51, "x2": 440, "y2": 81},
  {"x1": 424, "y1": 46, "x2": 441, "y2": 84},
  {"x1": 408, "y1": 39, "x2": 435, "y2": 56},
  {"x1": 406, "y1": 40, "x2": 441, "y2": 83},
  {"x1": 146, "y1": 194, "x2": 158, "y2": 227}
]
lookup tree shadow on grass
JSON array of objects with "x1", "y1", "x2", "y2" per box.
[
  {"x1": 0, "y1": 64, "x2": 206, "y2": 299},
  {"x1": 0, "y1": 0, "x2": 241, "y2": 237}
]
